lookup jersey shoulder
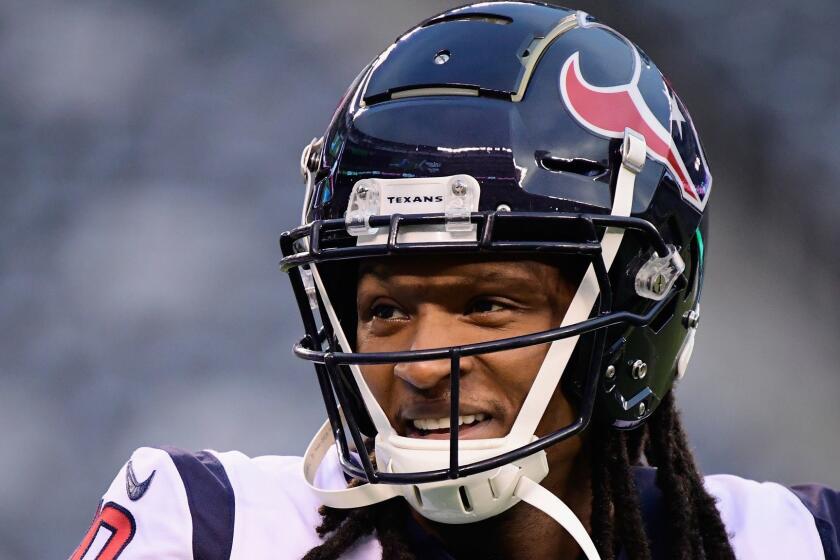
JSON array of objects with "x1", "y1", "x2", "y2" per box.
[
  {"x1": 788, "y1": 482, "x2": 840, "y2": 558},
  {"x1": 633, "y1": 467, "x2": 839, "y2": 560},
  {"x1": 705, "y1": 473, "x2": 839, "y2": 560},
  {"x1": 70, "y1": 446, "x2": 195, "y2": 560},
  {"x1": 204, "y1": 447, "x2": 382, "y2": 558},
  {"x1": 70, "y1": 446, "x2": 381, "y2": 560}
]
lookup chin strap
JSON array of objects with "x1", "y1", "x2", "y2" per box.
[
  {"x1": 501, "y1": 129, "x2": 642, "y2": 560},
  {"x1": 302, "y1": 419, "x2": 400, "y2": 509},
  {"x1": 515, "y1": 477, "x2": 602, "y2": 560}
]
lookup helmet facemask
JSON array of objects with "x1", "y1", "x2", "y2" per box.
[{"x1": 283, "y1": 130, "x2": 687, "y2": 519}]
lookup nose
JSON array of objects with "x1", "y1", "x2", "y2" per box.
[
  {"x1": 393, "y1": 311, "x2": 469, "y2": 391},
  {"x1": 394, "y1": 357, "x2": 453, "y2": 391}
]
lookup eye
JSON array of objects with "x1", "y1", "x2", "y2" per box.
[
  {"x1": 371, "y1": 303, "x2": 408, "y2": 321},
  {"x1": 465, "y1": 298, "x2": 506, "y2": 315}
]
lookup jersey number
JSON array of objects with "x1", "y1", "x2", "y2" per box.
[{"x1": 70, "y1": 502, "x2": 136, "y2": 560}]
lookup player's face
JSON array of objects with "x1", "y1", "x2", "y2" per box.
[{"x1": 355, "y1": 256, "x2": 578, "y2": 441}]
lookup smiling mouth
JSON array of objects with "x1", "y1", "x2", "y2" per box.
[{"x1": 405, "y1": 413, "x2": 493, "y2": 439}]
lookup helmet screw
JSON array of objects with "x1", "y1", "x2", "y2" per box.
[
  {"x1": 630, "y1": 359, "x2": 647, "y2": 380},
  {"x1": 307, "y1": 148, "x2": 320, "y2": 171},
  {"x1": 496, "y1": 203, "x2": 511, "y2": 212},
  {"x1": 357, "y1": 185, "x2": 368, "y2": 199},
  {"x1": 300, "y1": 136, "x2": 323, "y2": 178},
  {"x1": 434, "y1": 50, "x2": 451, "y2": 65},
  {"x1": 638, "y1": 402, "x2": 647, "y2": 417},
  {"x1": 605, "y1": 365, "x2": 616, "y2": 379},
  {"x1": 651, "y1": 273, "x2": 667, "y2": 295},
  {"x1": 451, "y1": 180, "x2": 467, "y2": 196},
  {"x1": 683, "y1": 309, "x2": 700, "y2": 329}
]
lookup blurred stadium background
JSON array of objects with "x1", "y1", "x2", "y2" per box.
[{"x1": 1, "y1": 1, "x2": 837, "y2": 557}]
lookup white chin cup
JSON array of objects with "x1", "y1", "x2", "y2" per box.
[{"x1": 375, "y1": 434, "x2": 550, "y2": 524}]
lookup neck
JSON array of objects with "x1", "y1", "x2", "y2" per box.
[{"x1": 412, "y1": 440, "x2": 593, "y2": 560}]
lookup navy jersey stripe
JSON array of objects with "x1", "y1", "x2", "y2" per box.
[
  {"x1": 790, "y1": 484, "x2": 840, "y2": 560},
  {"x1": 161, "y1": 447, "x2": 235, "y2": 560}
]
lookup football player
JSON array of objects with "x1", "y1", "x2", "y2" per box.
[{"x1": 71, "y1": 3, "x2": 839, "y2": 559}]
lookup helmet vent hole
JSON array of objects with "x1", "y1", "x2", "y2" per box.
[
  {"x1": 422, "y1": 13, "x2": 513, "y2": 27},
  {"x1": 458, "y1": 486, "x2": 473, "y2": 512},
  {"x1": 536, "y1": 152, "x2": 607, "y2": 178},
  {"x1": 413, "y1": 485, "x2": 424, "y2": 506}
]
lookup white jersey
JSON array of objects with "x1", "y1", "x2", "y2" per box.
[{"x1": 70, "y1": 446, "x2": 838, "y2": 559}]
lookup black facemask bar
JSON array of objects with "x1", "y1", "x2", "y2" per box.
[{"x1": 280, "y1": 210, "x2": 681, "y2": 485}]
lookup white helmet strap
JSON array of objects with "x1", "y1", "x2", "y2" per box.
[
  {"x1": 302, "y1": 419, "x2": 399, "y2": 509},
  {"x1": 514, "y1": 476, "x2": 601, "y2": 560}
]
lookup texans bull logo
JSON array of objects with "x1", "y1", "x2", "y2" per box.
[{"x1": 560, "y1": 48, "x2": 711, "y2": 211}]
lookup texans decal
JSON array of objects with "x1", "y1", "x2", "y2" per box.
[{"x1": 559, "y1": 48, "x2": 711, "y2": 210}]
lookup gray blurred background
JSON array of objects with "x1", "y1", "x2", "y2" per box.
[{"x1": 1, "y1": 0, "x2": 837, "y2": 558}]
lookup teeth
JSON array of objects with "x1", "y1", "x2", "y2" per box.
[{"x1": 412, "y1": 413, "x2": 487, "y2": 432}]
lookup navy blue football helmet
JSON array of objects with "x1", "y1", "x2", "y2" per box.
[{"x1": 281, "y1": 2, "x2": 710, "y2": 497}]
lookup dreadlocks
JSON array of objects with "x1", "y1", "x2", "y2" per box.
[{"x1": 303, "y1": 391, "x2": 736, "y2": 560}]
